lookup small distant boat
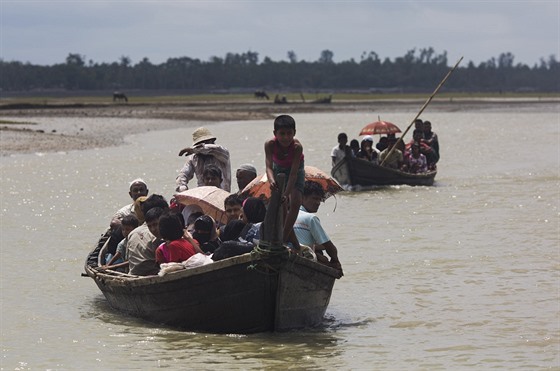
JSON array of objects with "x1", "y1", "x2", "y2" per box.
[
  {"x1": 311, "y1": 95, "x2": 332, "y2": 104},
  {"x1": 331, "y1": 156, "x2": 437, "y2": 187}
]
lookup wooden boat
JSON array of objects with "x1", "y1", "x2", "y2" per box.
[
  {"x1": 311, "y1": 95, "x2": 332, "y2": 104},
  {"x1": 84, "y1": 175, "x2": 340, "y2": 333},
  {"x1": 84, "y1": 234, "x2": 339, "y2": 333},
  {"x1": 331, "y1": 156, "x2": 437, "y2": 187}
]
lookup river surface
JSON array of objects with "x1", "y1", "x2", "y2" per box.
[{"x1": 1, "y1": 105, "x2": 559, "y2": 370}]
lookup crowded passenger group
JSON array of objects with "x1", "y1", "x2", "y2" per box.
[
  {"x1": 101, "y1": 115, "x2": 343, "y2": 279},
  {"x1": 331, "y1": 118, "x2": 440, "y2": 173}
]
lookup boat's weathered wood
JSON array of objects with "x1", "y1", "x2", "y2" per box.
[
  {"x1": 89, "y1": 252, "x2": 258, "y2": 286},
  {"x1": 275, "y1": 255, "x2": 336, "y2": 330},
  {"x1": 89, "y1": 254, "x2": 276, "y2": 333},
  {"x1": 331, "y1": 156, "x2": 436, "y2": 187},
  {"x1": 85, "y1": 244, "x2": 339, "y2": 333}
]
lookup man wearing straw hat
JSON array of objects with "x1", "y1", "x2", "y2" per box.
[{"x1": 176, "y1": 127, "x2": 232, "y2": 192}]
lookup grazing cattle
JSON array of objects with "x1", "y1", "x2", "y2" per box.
[
  {"x1": 254, "y1": 90, "x2": 269, "y2": 100},
  {"x1": 113, "y1": 92, "x2": 128, "y2": 102}
]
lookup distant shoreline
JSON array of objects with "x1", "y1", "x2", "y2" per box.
[{"x1": 1, "y1": 97, "x2": 557, "y2": 156}]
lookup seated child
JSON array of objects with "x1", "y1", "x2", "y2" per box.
[
  {"x1": 356, "y1": 136, "x2": 377, "y2": 162},
  {"x1": 105, "y1": 214, "x2": 139, "y2": 271},
  {"x1": 219, "y1": 194, "x2": 243, "y2": 235},
  {"x1": 349, "y1": 139, "x2": 360, "y2": 157},
  {"x1": 181, "y1": 203, "x2": 203, "y2": 231},
  {"x1": 224, "y1": 194, "x2": 243, "y2": 222},
  {"x1": 155, "y1": 211, "x2": 198, "y2": 265},
  {"x1": 212, "y1": 219, "x2": 253, "y2": 261},
  {"x1": 240, "y1": 197, "x2": 267, "y2": 244},
  {"x1": 202, "y1": 164, "x2": 223, "y2": 188},
  {"x1": 406, "y1": 143, "x2": 428, "y2": 174},
  {"x1": 379, "y1": 139, "x2": 404, "y2": 169},
  {"x1": 376, "y1": 136, "x2": 388, "y2": 152},
  {"x1": 221, "y1": 219, "x2": 247, "y2": 242},
  {"x1": 192, "y1": 215, "x2": 221, "y2": 254}
]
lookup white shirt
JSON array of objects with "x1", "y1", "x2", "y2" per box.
[{"x1": 331, "y1": 145, "x2": 347, "y2": 166}]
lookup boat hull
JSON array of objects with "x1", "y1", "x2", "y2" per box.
[
  {"x1": 85, "y1": 241, "x2": 337, "y2": 333},
  {"x1": 331, "y1": 156, "x2": 436, "y2": 187}
]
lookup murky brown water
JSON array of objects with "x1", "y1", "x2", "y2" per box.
[{"x1": 1, "y1": 105, "x2": 558, "y2": 369}]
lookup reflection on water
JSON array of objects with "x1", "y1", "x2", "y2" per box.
[
  {"x1": 81, "y1": 293, "x2": 347, "y2": 369},
  {"x1": 1, "y1": 107, "x2": 559, "y2": 369}
]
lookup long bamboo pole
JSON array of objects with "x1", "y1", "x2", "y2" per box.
[{"x1": 379, "y1": 56, "x2": 463, "y2": 167}]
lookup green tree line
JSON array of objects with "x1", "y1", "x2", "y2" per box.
[{"x1": 1, "y1": 48, "x2": 558, "y2": 93}]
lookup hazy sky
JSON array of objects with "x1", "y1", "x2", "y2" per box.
[{"x1": 1, "y1": 1, "x2": 558, "y2": 67}]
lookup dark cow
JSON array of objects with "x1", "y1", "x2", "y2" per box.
[
  {"x1": 254, "y1": 90, "x2": 269, "y2": 100},
  {"x1": 113, "y1": 92, "x2": 128, "y2": 102}
]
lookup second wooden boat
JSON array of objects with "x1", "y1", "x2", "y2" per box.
[{"x1": 331, "y1": 156, "x2": 437, "y2": 187}]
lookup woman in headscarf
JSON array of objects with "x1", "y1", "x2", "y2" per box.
[{"x1": 192, "y1": 215, "x2": 221, "y2": 254}]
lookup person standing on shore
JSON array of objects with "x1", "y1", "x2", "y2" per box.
[{"x1": 176, "y1": 127, "x2": 231, "y2": 192}]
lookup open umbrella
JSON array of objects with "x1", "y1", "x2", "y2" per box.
[
  {"x1": 359, "y1": 120, "x2": 401, "y2": 136},
  {"x1": 174, "y1": 186, "x2": 229, "y2": 225},
  {"x1": 241, "y1": 166, "x2": 343, "y2": 201}
]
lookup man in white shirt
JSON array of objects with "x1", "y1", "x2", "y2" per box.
[
  {"x1": 110, "y1": 178, "x2": 148, "y2": 230},
  {"x1": 294, "y1": 181, "x2": 343, "y2": 278},
  {"x1": 127, "y1": 194, "x2": 168, "y2": 276},
  {"x1": 331, "y1": 132, "x2": 350, "y2": 167}
]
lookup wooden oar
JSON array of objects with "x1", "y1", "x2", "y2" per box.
[{"x1": 379, "y1": 56, "x2": 463, "y2": 167}]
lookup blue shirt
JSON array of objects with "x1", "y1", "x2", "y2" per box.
[
  {"x1": 243, "y1": 222, "x2": 261, "y2": 243},
  {"x1": 293, "y1": 206, "x2": 330, "y2": 247}
]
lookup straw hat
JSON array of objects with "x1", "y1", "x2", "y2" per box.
[{"x1": 192, "y1": 127, "x2": 216, "y2": 146}]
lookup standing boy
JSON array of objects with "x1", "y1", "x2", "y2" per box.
[
  {"x1": 331, "y1": 132, "x2": 350, "y2": 166},
  {"x1": 264, "y1": 115, "x2": 304, "y2": 251}
]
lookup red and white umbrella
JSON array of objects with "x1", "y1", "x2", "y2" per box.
[{"x1": 359, "y1": 120, "x2": 401, "y2": 136}]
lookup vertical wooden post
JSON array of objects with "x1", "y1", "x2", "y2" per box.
[{"x1": 261, "y1": 173, "x2": 285, "y2": 248}]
